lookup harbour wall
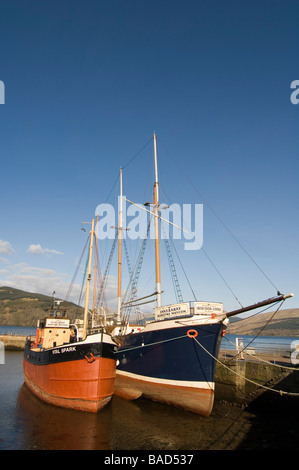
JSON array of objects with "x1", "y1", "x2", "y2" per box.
[
  {"x1": 0, "y1": 334, "x2": 27, "y2": 351},
  {"x1": 215, "y1": 359, "x2": 298, "y2": 404}
]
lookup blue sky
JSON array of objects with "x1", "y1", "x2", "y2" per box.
[{"x1": 0, "y1": 0, "x2": 298, "y2": 315}]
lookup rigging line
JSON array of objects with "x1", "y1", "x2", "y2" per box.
[
  {"x1": 161, "y1": 221, "x2": 183, "y2": 303},
  {"x1": 123, "y1": 196, "x2": 188, "y2": 233},
  {"x1": 169, "y1": 237, "x2": 198, "y2": 301},
  {"x1": 159, "y1": 184, "x2": 242, "y2": 307},
  {"x1": 77, "y1": 241, "x2": 91, "y2": 308},
  {"x1": 122, "y1": 219, "x2": 152, "y2": 322},
  {"x1": 222, "y1": 300, "x2": 279, "y2": 343},
  {"x1": 97, "y1": 230, "x2": 118, "y2": 305},
  {"x1": 223, "y1": 334, "x2": 299, "y2": 371},
  {"x1": 192, "y1": 336, "x2": 299, "y2": 396},
  {"x1": 225, "y1": 297, "x2": 279, "y2": 323},
  {"x1": 242, "y1": 350, "x2": 299, "y2": 371},
  {"x1": 226, "y1": 300, "x2": 285, "y2": 363},
  {"x1": 115, "y1": 334, "x2": 187, "y2": 354},
  {"x1": 159, "y1": 138, "x2": 279, "y2": 293},
  {"x1": 159, "y1": 186, "x2": 197, "y2": 301},
  {"x1": 122, "y1": 137, "x2": 153, "y2": 170},
  {"x1": 104, "y1": 172, "x2": 119, "y2": 204},
  {"x1": 95, "y1": 250, "x2": 108, "y2": 310},
  {"x1": 64, "y1": 235, "x2": 90, "y2": 302},
  {"x1": 201, "y1": 247, "x2": 243, "y2": 307}
]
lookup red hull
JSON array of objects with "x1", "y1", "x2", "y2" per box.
[{"x1": 23, "y1": 356, "x2": 116, "y2": 413}]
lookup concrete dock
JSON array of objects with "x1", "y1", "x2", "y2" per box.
[
  {"x1": 0, "y1": 334, "x2": 28, "y2": 351},
  {"x1": 215, "y1": 354, "x2": 299, "y2": 404}
]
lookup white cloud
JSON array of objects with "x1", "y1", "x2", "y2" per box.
[
  {"x1": 0, "y1": 262, "x2": 69, "y2": 299},
  {"x1": 0, "y1": 239, "x2": 15, "y2": 255},
  {"x1": 0, "y1": 269, "x2": 9, "y2": 275},
  {"x1": 0, "y1": 262, "x2": 118, "y2": 308},
  {"x1": 27, "y1": 244, "x2": 64, "y2": 256}
]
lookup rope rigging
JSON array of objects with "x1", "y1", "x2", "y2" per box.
[
  {"x1": 191, "y1": 334, "x2": 299, "y2": 397},
  {"x1": 121, "y1": 219, "x2": 152, "y2": 326},
  {"x1": 161, "y1": 221, "x2": 183, "y2": 304},
  {"x1": 64, "y1": 234, "x2": 90, "y2": 304},
  {"x1": 158, "y1": 136, "x2": 281, "y2": 296},
  {"x1": 99, "y1": 135, "x2": 292, "y2": 340},
  {"x1": 224, "y1": 300, "x2": 286, "y2": 361},
  {"x1": 97, "y1": 229, "x2": 118, "y2": 307}
]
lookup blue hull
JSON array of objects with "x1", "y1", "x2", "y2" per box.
[{"x1": 114, "y1": 319, "x2": 226, "y2": 416}]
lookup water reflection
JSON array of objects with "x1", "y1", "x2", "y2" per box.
[
  {"x1": 2, "y1": 351, "x2": 298, "y2": 450},
  {"x1": 0, "y1": 351, "x2": 251, "y2": 450},
  {"x1": 17, "y1": 384, "x2": 110, "y2": 450},
  {"x1": 16, "y1": 384, "x2": 198, "y2": 450}
]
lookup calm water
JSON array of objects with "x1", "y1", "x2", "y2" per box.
[{"x1": 0, "y1": 327, "x2": 299, "y2": 450}]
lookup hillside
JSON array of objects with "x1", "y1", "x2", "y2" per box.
[
  {"x1": 1, "y1": 286, "x2": 298, "y2": 336},
  {"x1": 226, "y1": 308, "x2": 299, "y2": 337},
  {"x1": 0, "y1": 286, "x2": 84, "y2": 327}
]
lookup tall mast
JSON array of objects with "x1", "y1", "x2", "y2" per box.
[
  {"x1": 153, "y1": 133, "x2": 162, "y2": 308},
  {"x1": 83, "y1": 218, "x2": 95, "y2": 339},
  {"x1": 117, "y1": 168, "x2": 123, "y2": 322},
  {"x1": 92, "y1": 214, "x2": 99, "y2": 312}
]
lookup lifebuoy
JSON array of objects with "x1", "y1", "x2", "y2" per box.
[{"x1": 187, "y1": 329, "x2": 198, "y2": 338}]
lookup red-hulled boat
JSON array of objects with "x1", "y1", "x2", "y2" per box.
[{"x1": 23, "y1": 219, "x2": 118, "y2": 412}]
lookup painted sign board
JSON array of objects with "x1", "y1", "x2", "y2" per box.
[
  {"x1": 155, "y1": 302, "x2": 190, "y2": 321},
  {"x1": 45, "y1": 318, "x2": 70, "y2": 328},
  {"x1": 194, "y1": 301, "x2": 223, "y2": 315}
]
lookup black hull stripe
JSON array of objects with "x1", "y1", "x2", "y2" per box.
[{"x1": 24, "y1": 340, "x2": 117, "y2": 366}]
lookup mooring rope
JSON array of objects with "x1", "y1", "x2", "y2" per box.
[
  {"x1": 115, "y1": 328, "x2": 299, "y2": 396},
  {"x1": 115, "y1": 333, "x2": 187, "y2": 354},
  {"x1": 191, "y1": 335, "x2": 299, "y2": 397},
  {"x1": 223, "y1": 335, "x2": 299, "y2": 371}
]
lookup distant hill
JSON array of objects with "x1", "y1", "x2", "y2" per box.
[
  {"x1": 1, "y1": 286, "x2": 298, "y2": 336},
  {"x1": 0, "y1": 286, "x2": 84, "y2": 327},
  {"x1": 226, "y1": 308, "x2": 299, "y2": 337}
]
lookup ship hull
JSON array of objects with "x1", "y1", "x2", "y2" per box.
[
  {"x1": 23, "y1": 332, "x2": 117, "y2": 413},
  {"x1": 115, "y1": 318, "x2": 226, "y2": 416}
]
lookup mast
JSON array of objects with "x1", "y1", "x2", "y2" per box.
[
  {"x1": 117, "y1": 168, "x2": 123, "y2": 322},
  {"x1": 92, "y1": 214, "x2": 99, "y2": 312},
  {"x1": 153, "y1": 133, "x2": 162, "y2": 308},
  {"x1": 83, "y1": 218, "x2": 95, "y2": 339}
]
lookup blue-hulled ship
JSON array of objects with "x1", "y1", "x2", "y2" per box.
[{"x1": 111, "y1": 133, "x2": 293, "y2": 416}]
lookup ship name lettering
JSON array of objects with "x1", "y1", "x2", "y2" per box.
[
  {"x1": 52, "y1": 346, "x2": 76, "y2": 355},
  {"x1": 61, "y1": 346, "x2": 76, "y2": 353}
]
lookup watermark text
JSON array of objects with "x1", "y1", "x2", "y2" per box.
[
  {"x1": 95, "y1": 198, "x2": 203, "y2": 251},
  {"x1": 0, "y1": 81, "x2": 4, "y2": 104},
  {"x1": 0, "y1": 341, "x2": 4, "y2": 364},
  {"x1": 291, "y1": 340, "x2": 299, "y2": 365},
  {"x1": 290, "y1": 80, "x2": 299, "y2": 104}
]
